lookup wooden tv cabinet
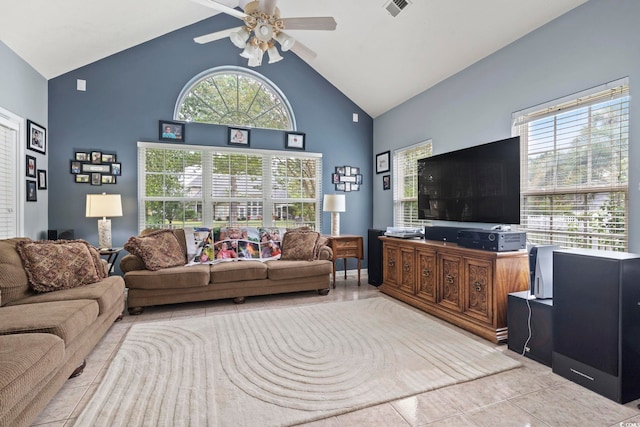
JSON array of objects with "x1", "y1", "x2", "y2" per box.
[{"x1": 379, "y1": 236, "x2": 529, "y2": 343}]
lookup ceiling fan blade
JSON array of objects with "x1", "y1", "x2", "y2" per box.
[
  {"x1": 191, "y1": 0, "x2": 247, "y2": 20},
  {"x1": 194, "y1": 26, "x2": 242, "y2": 44},
  {"x1": 280, "y1": 17, "x2": 337, "y2": 31},
  {"x1": 259, "y1": 0, "x2": 278, "y2": 15},
  {"x1": 289, "y1": 40, "x2": 317, "y2": 62}
]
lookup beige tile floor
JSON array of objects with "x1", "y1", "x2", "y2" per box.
[{"x1": 32, "y1": 271, "x2": 640, "y2": 427}]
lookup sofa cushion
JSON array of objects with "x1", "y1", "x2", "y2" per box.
[
  {"x1": 0, "y1": 300, "x2": 99, "y2": 345},
  {"x1": 210, "y1": 261, "x2": 267, "y2": 283},
  {"x1": 124, "y1": 229, "x2": 186, "y2": 271},
  {"x1": 16, "y1": 239, "x2": 104, "y2": 293},
  {"x1": 0, "y1": 333, "x2": 64, "y2": 420},
  {"x1": 0, "y1": 238, "x2": 32, "y2": 306},
  {"x1": 125, "y1": 264, "x2": 210, "y2": 290},
  {"x1": 280, "y1": 229, "x2": 320, "y2": 261},
  {"x1": 6, "y1": 277, "x2": 124, "y2": 316},
  {"x1": 265, "y1": 259, "x2": 332, "y2": 281}
]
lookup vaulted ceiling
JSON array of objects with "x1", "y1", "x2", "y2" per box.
[{"x1": 1, "y1": 0, "x2": 587, "y2": 117}]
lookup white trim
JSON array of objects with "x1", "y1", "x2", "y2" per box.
[{"x1": 137, "y1": 141, "x2": 322, "y2": 159}]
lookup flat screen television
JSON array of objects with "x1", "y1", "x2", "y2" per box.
[{"x1": 417, "y1": 136, "x2": 520, "y2": 224}]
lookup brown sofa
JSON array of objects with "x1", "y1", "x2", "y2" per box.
[
  {"x1": 121, "y1": 228, "x2": 333, "y2": 314},
  {"x1": 0, "y1": 238, "x2": 125, "y2": 427}
]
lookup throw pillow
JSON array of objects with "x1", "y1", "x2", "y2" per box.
[
  {"x1": 280, "y1": 229, "x2": 320, "y2": 261},
  {"x1": 124, "y1": 229, "x2": 186, "y2": 271},
  {"x1": 16, "y1": 239, "x2": 103, "y2": 293}
]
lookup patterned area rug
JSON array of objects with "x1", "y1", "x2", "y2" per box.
[{"x1": 75, "y1": 297, "x2": 520, "y2": 426}]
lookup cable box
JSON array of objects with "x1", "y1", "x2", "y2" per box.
[{"x1": 457, "y1": 229, "x2": 526, "y2": 252}]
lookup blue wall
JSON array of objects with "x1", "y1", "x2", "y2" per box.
[
  {"x1": 48, "y1": 14, "x2": 373, "y2": 266},
  {"x1": 373, "y1": 0, "x2": 640, "y2": 252}
]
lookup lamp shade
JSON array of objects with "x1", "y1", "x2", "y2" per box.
[
  {"x1": 86, "y1": 193, "x2": 123, "y2": 218},
  {"x1": 323, "y1": 194, "x2": 346, "y2": 212}
]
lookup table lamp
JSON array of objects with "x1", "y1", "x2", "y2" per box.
[
  {"x1": 86, "y1": 193, "x2": 123, "y2": 249},
  {"x1": 323, "y1": 194, "x2": 346, "y2": 236}
]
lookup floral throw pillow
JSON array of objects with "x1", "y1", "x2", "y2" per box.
[
  {"x1": 16, "y1": 239, "x2": 104, "y2": 293},
  {"x1": 280, "y1": 229, "x2": 320, "y2": 261},
  {"x1": 124, "y1": 229, "x2": 186, "y2": 271}
]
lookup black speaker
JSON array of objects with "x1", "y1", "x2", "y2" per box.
[
  {"x1": 507, "y1": 291, "x2": 553, "y2": 367},
  {"x1": 47, "y1": 229, "x2": 58, "y2": 240},
  {"x1": 424, "y1": 226, "x2": 465, "y2": 243},
  {"x1": 552, "y1": 249, "x2": 640, "y2": 403},
  {"x1": 367, "y1": 229, "x2": 385, "y2": 286},
  {"x1": 57, "y1": 229, "x2": 75, "y2": 240}
]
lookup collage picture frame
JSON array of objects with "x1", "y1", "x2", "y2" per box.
[
  {"x1": 71, "y1": 150, "x2": 120, "y2": 185},
  {"x1": 332, "y1": 165, "x2": 363, "y2": 192}
]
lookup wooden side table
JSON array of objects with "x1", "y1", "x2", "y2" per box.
[
  {"x1": 326, "y1": 235, "x2": 363, "y2": 288},
  {"x1": 99, "y1": 247, "x2": 123, "y2": 275}
]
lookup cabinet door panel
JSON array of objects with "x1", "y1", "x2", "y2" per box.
[
  {"x1": 383, "y1": 243, "x2": 399, "y2": 288},
  {"x1": 438, "y1": 253, "x2": 462, "y2": 311},
  {"x1": 399, "y1": 246, "x2": 416, "y2": 294},
  {"x1": 464, "y1": 257, "x2": 493, "y2": 324},
  {"x1": 416, "y1": 249, "x2": 437, "y2": 302}
]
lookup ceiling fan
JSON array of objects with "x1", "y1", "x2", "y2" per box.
[{"x1": 192, "y1": 0, "x2": 337, "y2": 66}]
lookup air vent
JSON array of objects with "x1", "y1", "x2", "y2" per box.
[{"x1": 385, "y1": 0, "x2": 410, "y2": 17}]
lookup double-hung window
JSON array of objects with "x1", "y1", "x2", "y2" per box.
[
  {"x1": 513, "y1": 79, "x2": 629, "y2": 251},
  {"x1": 138, "y1": 142, "x2": 322, "y2": 231},
  {"x1": 392, "y1": 141, "x2": 432, "y2": 227}
]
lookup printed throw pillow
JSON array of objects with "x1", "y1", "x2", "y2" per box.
[
  {"x1": 280, "y1": 229, "x2": 320, "y2": 261},
  {"x1": 16, "y1": 239, "x2": 104, "y2": 293},
  {"x1": 124, "y1": 229, "x2": 186, "y2": 271}
]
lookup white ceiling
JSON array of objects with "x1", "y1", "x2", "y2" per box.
[{"x1": 1, "y1": 0, "x2": 587, "y2": 118}]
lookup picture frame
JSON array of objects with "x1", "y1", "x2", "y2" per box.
[
  {"x1": 101, "y1": 153, "x2": 116, "y2": 163},
  {"x1": 159, "y1": 120, "x2": 185, "y2": 142},
  {"x1": 70, "y1": 160, "x2": 82, "y2": 174},
  {"x1": 333, "y1": 165, "x2": 363, "y2": 192},
  {"x1": 26, "y1": 155, "x2": 36, "y2": 178},
  {"x1": 383, "y1": 174, "x2": 391, "y2": 190},
  {"x1": 376, "y1": 151, "x2": 391, "y2": 174},
  {"x1": 75, "y1": 174, "x2": 90, "y2": 183},
  {"x1": 101, "y1": 175, "x2": 116, "y2": 184},
  {"x1": 111, "y1": 162, "x2": 122, "y2": 176},
  {"x1": 285, "y1": 132, "x2": 305, "y2": 150},
  {"x1": 91, "y1": 173, "x2": 102, "y2": 186},
  {"x1": 37, "y1": 170, "x2": 47, "y2": 189},
  {"x1": 75, "y1": 152, "x2": 89, "y2": 161},
  {"x1": 91, "y1": 151, "x2": 102, "y2": 164},
  {"x1": 228, "y1": 127, "x2": 250, "y2": 146},
  {"x1": 26, "y1": 180, "x2": 37, "y2": 201},
  {"x1": 82, "y1": 163, "x2": 111, "y2": 173},
  {"x1": 26, "y1": 120, "x2": 46, "y2": 154}
]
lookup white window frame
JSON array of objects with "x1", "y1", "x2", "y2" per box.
[
  {"x1": 513, "y1": 78, "x2": 629, "y2": 251},
  {"x1": 137, "y1": 141, "x2": 322, "y2": 232},
  {"x1": 0, "y1": 107, "x2": 23, "y2": 238},
  {"x1": 392, "y1": 140, "x2": 432, "y2": 227}
]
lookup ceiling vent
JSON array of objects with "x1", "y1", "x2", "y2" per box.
[{"x1": 384, "y1": 0, "x2": 410, "y2": 17}]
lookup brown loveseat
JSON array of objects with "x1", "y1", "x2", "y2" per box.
[
  {"x1": 0, "y1": 238, "x2": 125, "y2": 427},
  {"x1": 121, "y1": 227, "x2": 333, "y2": 314}
]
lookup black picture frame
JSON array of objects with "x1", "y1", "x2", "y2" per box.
[
  {"x1": 91, "y1": 151, "x2": 102, "y2": 164},
  {"x1": 75, "y1": 152, "x2": 89, "y2": 161},
  {"x1": 376, "y1": 151, "x2": 391, "y2": 174},
  {"x1": 101, "y1": 153, "x2": 116, "y2": 163},
  {"x1": 37, "y1": 170, "x2": 47, "y2": 189},
  {"x1": 26, "y1": 180, "x2": 37, "y2": 201},
  {"x1": 111, "y1": 162, "x2": 122, "y2": 176},
  {"x1": 159, "y1": 120, "x2": 185, "y2": 142},
  {"x1": 285, "y1": 132, "x2": 305, "y2": 150},
  {"x1": 26, "y1": 120, "x2": 46, "y2": 154},
  {"x1": 26, "y1": 155, "x2": 36, "y2": 178},
  {"x1": 70, "y1": 160, "x2": 82, "y2": 174},
  {"x1": 383, "y1": 174, "x2": 391, "y2": 190},
  {"x1": 75, "y1": 174, "x2": 90, "y2": 183},
  {"x1": 228, "y1": 127, "x2": 250, "y2": 146},
  {"x1": 91, "y1": 173, "x2": 102, "y2": 186}
]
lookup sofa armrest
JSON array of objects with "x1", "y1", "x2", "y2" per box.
[
  {"x1": 119, "y1": 254, "x2": 147, "y2": 273},
  {"x1": 318, "y1": 246, "x2": 333, "y2": 261}
]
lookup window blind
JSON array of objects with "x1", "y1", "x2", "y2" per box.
[
  {"x1": 392, "y1": 141, "x2": 432, "y2": 227},
  {"x1": 0, "y1": 118, "x2": 17, "y2": 239},
  {"x1": 513, "y1": 79, "x2": 629, "y2": 251}
]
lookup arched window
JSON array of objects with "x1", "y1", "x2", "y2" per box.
[{"x1": 175, "y1": 66, "x2": 295, "y2": 131}]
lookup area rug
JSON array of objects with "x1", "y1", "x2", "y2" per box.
[{"x1": 75, "y1": 297, "x2": 520, "y2": 426}]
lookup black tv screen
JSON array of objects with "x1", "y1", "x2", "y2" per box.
[{"x1": 417, "y1": 136, "x2": 520, "y2": 224}]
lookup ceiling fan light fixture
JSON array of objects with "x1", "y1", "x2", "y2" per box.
[
  {"x1": 239, "y1": 39, "x2": 258, "y2": 58},
  {"x1": 275, "y1": 33, "x2": 295, "y2": 52},
  {"x1": 247, "y1": 49, "x2": 263, "y2": 67},
  {"x1": 267, "y1": 44, "x2": 283, "y2": 64},
  {"x1": 230, "y1": 27, "x2": 250, "y2": 48}
]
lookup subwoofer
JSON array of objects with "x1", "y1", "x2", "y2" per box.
[{"x1": 367, "y1": 229, "x2": 385, "y2": 286}]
